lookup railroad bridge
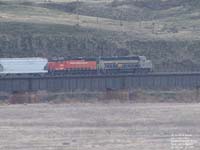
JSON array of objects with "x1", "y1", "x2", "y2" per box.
[{"x1": 0, "y1": 72, "x2": 200, "y2": 92}]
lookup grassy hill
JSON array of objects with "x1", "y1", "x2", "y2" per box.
[{"x1": 1, "y1": 0, "x2": 200, "y2": 71}]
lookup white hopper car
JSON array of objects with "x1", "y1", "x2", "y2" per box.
[{"x1": 0, "y1": 58, "x2": 48, "y2": 75}]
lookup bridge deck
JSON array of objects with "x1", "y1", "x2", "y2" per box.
[{"x1": 0, "y1": 72, "x2": 200, "y2": 92}]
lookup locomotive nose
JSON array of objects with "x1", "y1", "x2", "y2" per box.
[{"x1": 0, "y1": 64, "x2": 3, "y2": 72}]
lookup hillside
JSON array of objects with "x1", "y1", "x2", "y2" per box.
[{"x1": 0, "y1": 0, "x2": 200, "y2": 71}]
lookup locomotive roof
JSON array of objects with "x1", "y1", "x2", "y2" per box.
[
  {"x1": 49, "y1": 57, "x2": 97, "y2": 61},
  {"x1": 99, "y1": 56, "x2": 141, "y2": 60},
  {"x1": 49, "y1": 56, "x2": 143, "y2": 61},
  {"x1": 0, "y1": 57, "x2": 47, "y2": 61}
]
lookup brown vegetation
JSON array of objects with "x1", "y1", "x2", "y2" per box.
[{"x1": 0, "y1": 89, "x2": 199, "y2": 104}]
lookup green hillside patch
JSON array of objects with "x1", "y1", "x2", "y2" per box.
[{"x1": 0, "y1": 21, "x2": 130, "y2": 57}]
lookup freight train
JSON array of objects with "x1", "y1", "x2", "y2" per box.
[{"x1": 0, "y1": 56, "x2": 153, "y2": 76}]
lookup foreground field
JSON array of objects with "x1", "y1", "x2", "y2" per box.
[{"x1": 0, "y1": 103, "x2": 200, "y2": 150}]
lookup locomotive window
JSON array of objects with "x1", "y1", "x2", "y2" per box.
[
  {"x1": 130, "y1": 64, "x2": 134, "y2": 67},
  {"x1": 105, "y1": 63, "x2": 116, "y2": 68},
  {"x1": 105, "y1": 64, "x2": 110, "y2": 68},
  {"x1": 124, "y1": 64, "x2": 128, "y2": 68},
  {"x1": 123, "y1": 64, "x2": 132, "y2": 68}
]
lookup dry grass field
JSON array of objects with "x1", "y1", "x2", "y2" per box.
[{"x1": 0, "y1": 102, "x2": 200, "y2": 150}]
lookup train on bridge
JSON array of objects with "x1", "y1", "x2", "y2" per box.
[{"x1": 0, "y1": 56, "x2": 153, "y2": 76}]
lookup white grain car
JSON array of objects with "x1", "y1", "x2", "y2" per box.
[{"x1": 0, "y1": 57, "x2": 48, "y2": 76}]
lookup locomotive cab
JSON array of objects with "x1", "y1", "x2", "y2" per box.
[{"x1": 139, "y1": 56, "x2": 153, "y2": 72}]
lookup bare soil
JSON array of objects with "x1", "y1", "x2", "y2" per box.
[{"x1": 0, "y1": 102, "x2": 200, "y2": 150}]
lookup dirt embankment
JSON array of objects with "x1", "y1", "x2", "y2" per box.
[{"x1": 1, "y1": 89, "x2": 200, "y2": 104}]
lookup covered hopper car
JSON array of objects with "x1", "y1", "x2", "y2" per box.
[{"x1": 0, "y1": 58, "x2": 48, "y2": 76}]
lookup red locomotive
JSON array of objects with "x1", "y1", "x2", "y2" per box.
[{"x1": 48, "y1": 59, "x2": 97, "y2": 71}]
